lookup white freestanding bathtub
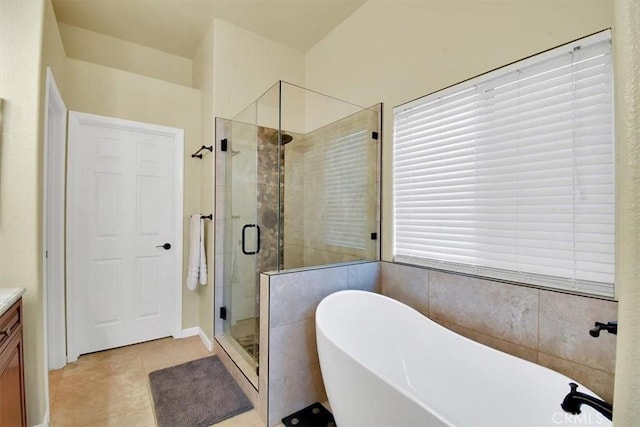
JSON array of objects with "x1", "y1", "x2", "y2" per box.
[{"x1": 316, "y1": 290, "x2": 611, "y2": 427}]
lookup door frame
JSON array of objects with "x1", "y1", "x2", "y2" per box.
[
  {"x1": 65, "y1": 111, "x2": 184, "y2": 362},
  {"x1": 43, "y1": 68, "x2": 67, "y2": 371}
]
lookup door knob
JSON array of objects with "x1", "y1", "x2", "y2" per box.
[{"x1": 156, "y1": 243, "x2": 171, "y2": 250}]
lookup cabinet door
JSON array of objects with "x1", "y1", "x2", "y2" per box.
[{"x1": 0, "y1": 333, "x2": 26, "y2": 427}]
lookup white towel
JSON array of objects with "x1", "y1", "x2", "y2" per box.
[
  {"x1": 198, "y1": 216, "x2": 207, "y2": 286},
  {"x1": 186, "y1": 214, "x2": 207, "y2": 290}
]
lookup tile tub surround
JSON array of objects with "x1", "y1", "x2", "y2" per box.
[
  {"x1": 380, "y1": 261, "x2": 618, "y2": 402},
  {"x1": 261, "y1": 262, "x2": 380, "y2": 427},
  {"x1": 0, "y1": 287, "x2": 26, "y2": 316}
]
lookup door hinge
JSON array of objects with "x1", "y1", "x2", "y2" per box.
[
  {"x1": 372, "y1": 131, "x2": 379, "y2": 140},
  {"x1": 221, "y1": 138, "x2": 228, "y2": 152},
  {"x1": 371, "y1": 232, "x2": 378, "y2": 240},
  {"x1": 45, "y1": 250, "x2": 48, "y2": 258},
  {"x1": 219, "y1": 306, "x2": 227, "y2": 320}
]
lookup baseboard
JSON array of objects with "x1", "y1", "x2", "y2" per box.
[
  {"x1": 174, "y1": 327, "x2": 213, "y2": 352},
  {"x1": 198, "y1": 328, "x2": 213, "y2": 352},
  {"x1": 174, "y1": 327, "x2": 199, "y2": 339}
]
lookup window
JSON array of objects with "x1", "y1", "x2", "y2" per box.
[{"x1": 393, "y1": 30, "x2": 614, "y2": 297}]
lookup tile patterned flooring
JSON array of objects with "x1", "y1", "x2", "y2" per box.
[{"x1": 49, "y1": 336, "x2": 264, "y2": 427}]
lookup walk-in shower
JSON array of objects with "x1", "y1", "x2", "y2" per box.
[{"x1": 214, "y1": 81, "x2": 381, "y2": 387}]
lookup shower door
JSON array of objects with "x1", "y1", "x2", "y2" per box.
[
  {"x1": 221, "y1": 84, "x2": 284, "y2": 369},
  {"x1": 222, "y1": 116, "x2": 261, "y2": 366}
]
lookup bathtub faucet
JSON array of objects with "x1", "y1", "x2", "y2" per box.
[
  {"x1": 561, "y1": 382, "x2": 612, "y2": 421},
  {"x1": 589, "y1": 321, "x2": 617, "y2": 337}
]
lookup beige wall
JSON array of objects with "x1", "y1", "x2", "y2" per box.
[
  {"x1": 59, "y1": 23, "x2": 193, "y2": 87},
  {"x1": 1, "y1": 0, "x2": 69, "y2": 423},
  {"x1": 612, "y1": 0, "x2": 640, "y2": 423},
  {"x1": 305, "y1": 0, "x2": 613, "y2": 262},
  {"x1": 42, "y1": 0, "x2": 67, "y2": 97},
  {"x1": 193, "y1": 22, "x2": 215, "y2": 342},
  {"x1": 212, "y1": 18, "x2": 305, "y2": 120},
  {"x1": 0, "y1": 1, "x2": 47, "y2": 424},
  {"x1": 64, "y1": 58, "x2": 203, "y2": 331}
]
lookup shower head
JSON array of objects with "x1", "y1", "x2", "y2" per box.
[{"x1": 268, "y1": 132, "x2": 293, "y2": 146}]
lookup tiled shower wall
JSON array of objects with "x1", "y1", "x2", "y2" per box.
[
  {"x1": 283, "y1": 109, "x2": 380, "y2": 269},
  {"x1": 259, "y1": 262, "x2": 381, "y2": 426},
  {"x1": 256, "y1": 126, "x2": 284, "y2": 275},
  {"x1": 381, "y1": 261, "x2": 618, "y2": 402}
]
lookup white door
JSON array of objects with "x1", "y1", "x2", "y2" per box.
[{"x1": 67, "y1": 112, "x2": 184, "y2": 360}]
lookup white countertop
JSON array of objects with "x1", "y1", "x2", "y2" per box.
[{"x1": 0, "y1": 288, "x2": 25, "y2": 317}]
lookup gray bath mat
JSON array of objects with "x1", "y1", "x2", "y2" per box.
[{"x1": 149, "y1": 356, "x2": 253, "y2": 427}]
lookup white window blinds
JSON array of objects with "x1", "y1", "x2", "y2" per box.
[
  {"x1": 393, "y1": 30, "x2": 614, "y2": 297},
  {"x1": 303, "y1": 123, "x2": 373, "y2": 251}
]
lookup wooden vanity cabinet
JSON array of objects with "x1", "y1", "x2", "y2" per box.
[{"x1": 0, "y1": 299, "x2": 26, "y2": 427}]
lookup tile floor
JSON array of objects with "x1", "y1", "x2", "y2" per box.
[{"x1": 49, "y1": 336, "x2": 264, "y2": 427}]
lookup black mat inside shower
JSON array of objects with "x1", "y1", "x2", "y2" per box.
[{"x1": 282, "y1": 402, "x2": 336, "y2": 427}]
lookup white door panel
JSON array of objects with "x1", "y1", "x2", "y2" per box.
[{"x1": 67, "y1": 112, "x2": 183, "y2": 358}]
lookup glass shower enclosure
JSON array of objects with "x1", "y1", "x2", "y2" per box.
[{"x1": 214, "y1": 81, "x2": 381, "y2": 385}]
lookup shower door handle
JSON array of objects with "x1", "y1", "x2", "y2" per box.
[
  {"x1": 256, "y1": 225, "x2": 261, "y2": 254},
  {"x1": 242, "y1": 224, "x2": 260, "y2": 255}
]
